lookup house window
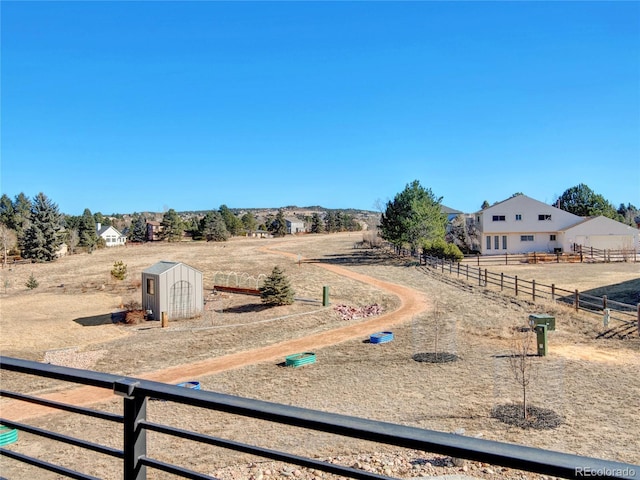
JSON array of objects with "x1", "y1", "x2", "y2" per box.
[
  {"x1": 494, "y1": 236, "x2": 500, "y2": 250},
  {"x1": 147, "y1": 278, "x2": 155, "y2": 295},
  {"x1": 502, "y1": 236, "x2": 507, "y2": 249},
  {"x1": 538, "y1": 214, "x2": 552, "y2": 221},
  {"x1": 521, "y1": 235, "x2": 534, "y2": 242},
  {"x1": 550, "y1": 234, "x2": 557, "y2": 241},
  {"x1": 515, "y1": 214, "x2": 522, "y2": 221},
  {"x1": 492, "y1": 215, "x2": 506, "y2": 221},
  {"x1": 486, "y1": 236, "x2": 492, "y2": 250}
]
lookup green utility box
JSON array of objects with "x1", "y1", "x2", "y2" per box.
[
  {"x1": 534, "y1": 324, "x2": 548, "y2": 356},
  {"x1": 529, "y1": 314, "x2": 555, "y2": 331},
  {"x1": 322, "y1": 286, "x2": 330, "y2": 307}
]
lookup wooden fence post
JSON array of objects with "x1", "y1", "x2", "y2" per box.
[
  {"x1": 484, "y1": 269, "x2": 488, "y2": 287},
  {"x1": 575, "y1": 290, "x2": 579, "y2": 311},
  {"x1": 505, "y1": 253, "x2": 508, "y2": 265},
  {"x1": 532, "y1": 279, "x2": 536, "y2": 301},
  {"x1": 500, "y1": 272, "x2": 504, "y2": 291},
  {"x1": 466, "y1": 264, "x2": 469, "y2": 281},
  {"x1": 478, "y1": 267, "x2": 482, "y2": 286},
  {"x1": 603, "y1": 295, "x2": 607, "y2": 311},
  {"x1": 551, "y1": 284, "x2": 555, "y2": 301},
  {"x1": 515, "y1": 276, "x2": 518, "y2": 296},
  {"x1": 457, "y1": 263, "x2": 460, "y2": 277}
]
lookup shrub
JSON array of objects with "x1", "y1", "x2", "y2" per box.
[
  {"x1": 259, "y1": 266, "x2": 295, "y2": 306},
  {"x1": 26, "y1": 273, "x2": 39, "y2": 290},
  {"x1": 422, "y1": 239, "x2": 463, "y2": 262},
  {"x1": 445, "y1": 242, "x2": 464, "y2": 261},
  {"x1": 111, "y1": 260, "x2": 128, "y2": 281}
]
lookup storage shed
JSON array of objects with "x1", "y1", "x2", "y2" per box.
[{"x1": 141, "y1": 261, "x2": 203, "y2": 321}]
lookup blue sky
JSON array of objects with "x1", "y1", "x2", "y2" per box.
[{"x1": 1, "y1": 1, "x2": 638, "y2": 216}]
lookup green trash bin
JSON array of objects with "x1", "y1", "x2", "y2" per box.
[{"x1": 529, "y1": 314, "x2": 555, "y2": 331}]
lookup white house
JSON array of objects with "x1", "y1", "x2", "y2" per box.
[
  {"x1": 561, "y1": 216, "x2": 639, "y2": 251},
  {"x1": 475, "y1": 195, "x2": 639, "y2": 255},
  {"x1": 285, "y1": 218, "x2": 305, "y2": 234},
  {"x1": 97, "y1": 223, "x2": 126, "y2": 247}
]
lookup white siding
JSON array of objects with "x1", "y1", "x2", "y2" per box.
[
  {"x1": 562, "y1": 216, "x2": 639, "y2": 251},
  {"x1": 477, "y1": 195, "x2": 581, "y2": 254}
]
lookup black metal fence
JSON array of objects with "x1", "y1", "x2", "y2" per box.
[{"x1": 2, "y1": 356, "x2": 638, "y2": 479}]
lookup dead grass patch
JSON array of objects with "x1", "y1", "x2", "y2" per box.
[{"x1": 1, "y1": 233, "x2": 638, "y2": 479}]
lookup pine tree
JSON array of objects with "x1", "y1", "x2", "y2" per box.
[
  {"x1": 325, "y1": 211, "x2": 338, "y2": 233},
  {"x1": 25, "y1": 273, "x2": 39, "y2": 289},
  {"x1": 129, "y1": 213, "x2": 148, "y2": 243},
  {"x1": 310, "y1": 213, "x2": 325, "y2": 233},
  {"x1": 200, "y1": 211, "x2": 229, "y2": 241},
  {"x1": 219, "y1": 205, "x2": 243, "y2": 236},
  {"x1": 241, "y1": 212, "x2": 257, "y2": 233},
  {"x1": 78, "y1": 208, "x2": 98, "y2": 250},
  {"x1": 268, "y1": 210, "x2": 287, "y2": 237},
  {"x1": 161, "y1": 209, "x2": 183, "y2": 242},
  {"x1": 22, "y1": 193, "x2": 62, "y2": 262},
  {"x1": 557, "y1": 184, "x2": 622, "y2": 221},
  {"x1": 259, "y1": 266, "x2": 295, "y2": 305},
  {"x1": 379, "y1": 180, "x2": 447, "y2": 254}
]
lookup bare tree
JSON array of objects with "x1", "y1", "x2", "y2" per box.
[
  {"x1": 0, "y1": 223, "x2": 17, "y2": 268},
  {"x1": 67, "y1": 229, "x2": 80, "y2": 255},
  {"x1": 433, "y1": 301, "x2": 443, "y2": 362},
  {"x1": 508, "y1": 328, "x2": 537, "y2": 419}
]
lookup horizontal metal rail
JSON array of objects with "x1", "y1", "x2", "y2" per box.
[
  {"x1": 142, "y1": 420, "x2": 392, "y2": 480},
  {"x1": 0, "y1": 447, "x2": 101, "y2": 480},
  {"x1": 0, "y1": 389, "x2": 123, "y2": 423},
  {"x1": 0, "y1": 418, "x2": 123, "y2": 458},
  {"x1": 2, "y1": 356, "x2": 639, "y2": 480}
]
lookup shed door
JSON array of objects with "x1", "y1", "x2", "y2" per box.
[{"x1": 170, "y1": 281, "x2": 192, "y2": 319}]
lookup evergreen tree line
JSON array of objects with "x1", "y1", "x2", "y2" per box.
[{"x1": 1, "y1": 183, "x2": 636, "y2": 263}]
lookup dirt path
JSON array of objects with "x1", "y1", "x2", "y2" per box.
[{"x1": 3, "y1": 248, "x2": 431, "y2": 421}]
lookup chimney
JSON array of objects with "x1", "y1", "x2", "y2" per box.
[{"x1": 96, "y1": 222, "x2": 101, "y2": 233}]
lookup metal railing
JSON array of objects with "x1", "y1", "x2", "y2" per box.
[{"x1": 1, "y1": 356, "x2": 638, "y2": 480}]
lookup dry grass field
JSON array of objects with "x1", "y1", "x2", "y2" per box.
[{"x1": 1, "y1": 232, "x2": 639, "y2": 479}]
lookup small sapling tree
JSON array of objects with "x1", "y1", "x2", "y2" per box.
[
  {"x1": 509, "y1": 328, "x2": 537, "y2": 419},
  {"x1": 26, "y1": 273, "x2": 39, "y2": 290},
  {"x1": 111, "y1": 260, "x2": 128, "y2": 281}
]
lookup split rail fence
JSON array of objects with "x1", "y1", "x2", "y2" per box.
[{"x1": 421, "y1": 254, "x2": 640, "y2": 335}]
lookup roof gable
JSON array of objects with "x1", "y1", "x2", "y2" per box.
[
  {"x1": 98, "y1": 225, "x2": 124, "y2": 237},
  {"x1": 479, "y1": 195, "x2": 582, "y2": 219},
  {"x1": 562, "y1": 215, "x2": 640, "y2": 234},
  {"x1": 142, "y1": 261, "x2": 202, "y2": 276}
]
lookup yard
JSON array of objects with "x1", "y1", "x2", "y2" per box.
[{"x1": 1, "y1": 233, "x2": 638, "y2": 479}]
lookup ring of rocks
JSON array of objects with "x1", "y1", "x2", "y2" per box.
[
  {"x1": 491, "y1": 403, "x2": 564, "y2": 429},
  {"x1": 412, "y1": 352, "x2": 460, "y2": 363}
]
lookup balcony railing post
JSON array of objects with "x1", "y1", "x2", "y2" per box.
[{"x1": 115, "y1": 380, "x2": 147, "y2": 480}]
